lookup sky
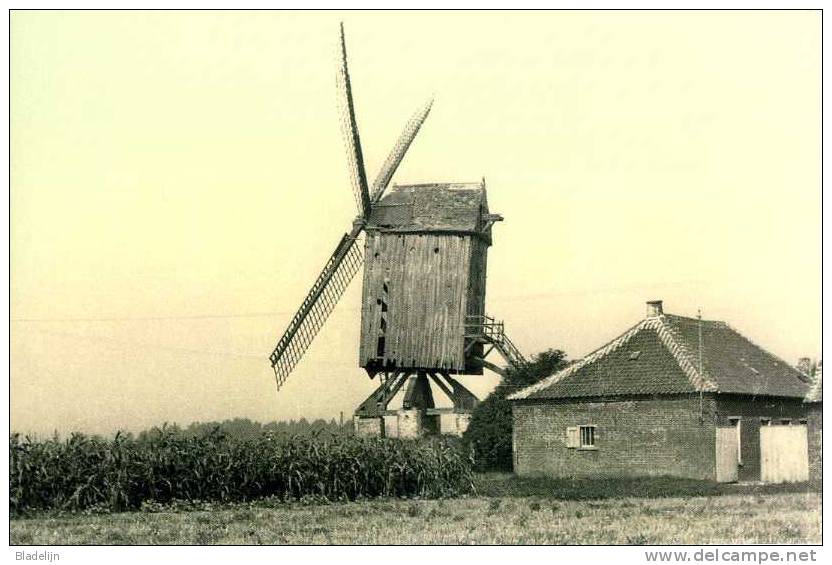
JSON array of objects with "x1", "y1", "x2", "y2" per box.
[{"x1": 10, "y1": 10, "x2": 821, "y2": 436}]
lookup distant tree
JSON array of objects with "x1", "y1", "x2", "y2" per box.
[
  {"x1": 137, "y1": 422, "x2": 183, "y2": 443},
  {"x1": 462, "y1": 349, "x2": 568, "y2": 472},
  {"x1": 136, "y1": 417, "x2": 350, "y2": 442},
  {"x1": 219, "y1": 418, "x2": 263, "y2": 440}
]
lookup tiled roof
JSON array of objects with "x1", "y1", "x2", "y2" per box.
[
  {"x1": 509, "y1": 313, "x2": 811, "y2": 401},
  {"x1": 368, "y1": 182, "x2": 486, "y2": 233},
  {"x1": 805, "y1": 363, "x2": 822, "y2": 403}
]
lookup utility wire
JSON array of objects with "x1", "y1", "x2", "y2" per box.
[
  {"x1": 9, "y1": 311, "x2": 304, "y2": 323},
  {"x1": 15, "y1": 325, "x2": 359, "y2": 367},
  {"x1": 10, "y1": 279, "x2": 702, "y2": 324}
]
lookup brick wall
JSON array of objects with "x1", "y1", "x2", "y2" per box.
[
  {"x1": 807, "y1": 404, "x2": 822, "y2": 485},
  {"x1": 437, "y1": 413, "x2": 470, "y2": 435},
  {"x1": 712, "y1": 396, "x2": 808, "y2": 482},
  {"x1": 397, "y1": 409, "x2": 423, "y2": 439},
  {"x1": 511, "y1": 394, "x2": 810, "y2": 481},
  {"x1": 512, "y1": 395, "x2": 718, "y2": 480},
  {"x1": 354, "y1": 416, "x2": 384, "y2": 437}
]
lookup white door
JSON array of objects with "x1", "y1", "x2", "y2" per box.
[
  {"x1": 715, "y1": 427, "x2": 739, "y2": 482},
  {"x1": 760, "y1": 425, "x2": 809, "y2": 483}
]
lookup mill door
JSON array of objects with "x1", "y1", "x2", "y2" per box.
[{"x1": 715, "y1": 427, "x2": 739, "y2": 482}]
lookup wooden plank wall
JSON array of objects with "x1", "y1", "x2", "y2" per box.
[
  {"x1": 360, "y1": 232, "x2": 471, "y2": 371},
  {"x1": 466, "y1": 238, "x2": 488, "y2": 319},
  {"x1": 760, "y1": 425, "x2": 809, "y2": 483},
  {"x1": 463, "y1": 238, "x2": 488, "y2": 372},
  {"x1": 714, "y1": 426, "x2": 739, "y2": 482}
]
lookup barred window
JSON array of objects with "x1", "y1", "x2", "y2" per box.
[{"x1": 579, "y1": 425, "x2": 596, "y2": 448}]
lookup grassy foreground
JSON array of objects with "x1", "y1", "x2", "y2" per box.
[{"x1": 10, "y1": 476, "x2": 821, "y2": 545}]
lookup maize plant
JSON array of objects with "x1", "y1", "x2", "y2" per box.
[{"x1": 9, "y1": 428, "x2": 473, "y2": 514}]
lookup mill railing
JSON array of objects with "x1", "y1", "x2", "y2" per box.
[{"x1": 464, "y1": 314, "x2": 527, "y2": 368}]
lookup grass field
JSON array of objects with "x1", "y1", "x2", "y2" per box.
[{"x1": 10, "y1": 476, "x2": 821, "y2": 545}]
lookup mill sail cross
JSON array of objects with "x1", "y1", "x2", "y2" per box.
[
  {"x1": 269, "y1": 26, "x2": 434, "y2": 388},
  {"x1": 267, "y1": 25, "x2": 524, "y2": 438}
]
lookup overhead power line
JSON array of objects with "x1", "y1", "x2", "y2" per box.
[
  {"x1": 10, "y1": 279, "x2": 703, "y2": 324},
  {"x1": 9, "y1": 311, "x2": 297, "y2": 323}
]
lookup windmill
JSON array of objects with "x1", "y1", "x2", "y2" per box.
[{"x1": 269, "y1": 24, "x2": 525, "y2": 437}]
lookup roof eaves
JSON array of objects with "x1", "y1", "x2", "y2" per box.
[
  {"x1": 508, "y1": 318, "x2": 652, "y2": 400},
  {"x1": 721, "y1": 321, "x2": 812, "y2": 385}
]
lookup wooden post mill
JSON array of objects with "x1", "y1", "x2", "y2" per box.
[{"x1": 268, "y1": 25, "x2": 525, "y2": 438}]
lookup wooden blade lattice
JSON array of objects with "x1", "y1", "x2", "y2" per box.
[
  {"x1": 370, "y1": 97, "x2": 433, "y2": 203},
  {"x1": 268, "y1": 26, "x2": 436, "y2": 392},
  {"x1": 269, "y1": 231, "x2": 364, "y2": 390},
  {"x1": 336, "y1": 23, "x2": 372, "y2": 218}
]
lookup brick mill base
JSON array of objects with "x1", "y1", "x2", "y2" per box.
[
  {"x1": 354, "y1": 415, "x2": 385, "y2": 437},
  {"x1": 354, "y1": 410, "x2": 472, "y2": 438}
]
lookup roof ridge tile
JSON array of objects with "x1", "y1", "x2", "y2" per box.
[
  {"x1": 508, "y1": 310, "x2": 810, "y2": 401},
  {"x1": 656, "y1": 316, "x2": 717, "y2": 392}
]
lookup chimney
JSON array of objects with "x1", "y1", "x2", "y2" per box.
[{"x1": 646, "y1": 300, "x2": 664, "y2": 318}]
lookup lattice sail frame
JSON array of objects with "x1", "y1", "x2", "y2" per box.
[
  {"x1": 336, "y1": 22, "x2": 371, "y2": 218},
  {"x1": 268, "y1": 24, "x2": 435, "y2": 392},
  {"x1": 370, "y1": 98, "x2": 433, "y2": 202},
  {"x1": 270, "y1": 233, "x2": 364, "y2": 389}
]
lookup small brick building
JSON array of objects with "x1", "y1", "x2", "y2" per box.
[
  {"x1": 508, "y1": 301, "x2": 812, "y2": 482},
  {"x1": 805, "y1": 363, "x2": 822, "y2": 485}
]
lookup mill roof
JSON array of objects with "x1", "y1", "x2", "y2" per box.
[
  {"x1": 509, "y1": 310, "x2": 812, "y2": 401},
  {"x1": 805, "y1": 363, "x2": 822, "y2": 403},
  {"x1": 367, "y1": 182, "x2": 488, "y2": 233}
]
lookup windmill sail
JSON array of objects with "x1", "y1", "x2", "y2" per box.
[
  {"x1": 336, "y1": 22, "x2": 372, "y2": 218},
  {"x1": 269, "y1": 95, "x2": 433, "y2": 389},
  {"x1": 371, "y1": 97, "x2": 434, "y2": 203},
  {"x1": 270, "y1": 227, "x2": 364, "y2": 389},
  {"x1": 268, "y1": 24, "x2": 434, "y2": 392}
]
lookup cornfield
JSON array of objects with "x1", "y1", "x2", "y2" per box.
[{"x1": 9, "y1": 428, "x2": 473, "y2": 514}]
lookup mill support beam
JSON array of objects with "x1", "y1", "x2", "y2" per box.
[
  {"x1": 467, "y1": 358, "x2": 507, "y2": 377},
  {"x1": 402, "y1": 372, "x2": 436, "y2": 410},
  {"x1": 437, "y1": 372, "x2": 480, "y2": 411},
  {"x1": 353, "y1": 371, "x2": 480, "y2": 437},
  {"x1": 426, "y1": 372, "x2": 455, "y2": 402},
  {"x1": 397, "y1": 372, "x2": 439, "y2": 438},
  {"x1": 353, "y1": 371, "x2": 411, "y2": 438},
  {"x1": 354, "y1": 371, "x2": 410, "y2": 417}
]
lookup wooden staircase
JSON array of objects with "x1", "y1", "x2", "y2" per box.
[{"x1": 464, "y1": 314, "x2": 527, "y2": 371}]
